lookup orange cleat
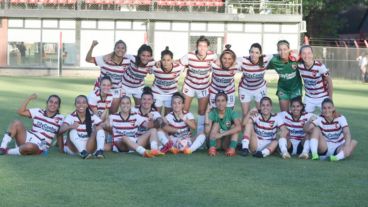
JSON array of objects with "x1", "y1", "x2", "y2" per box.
[
  {"x1": 143, "y1": 150, "x2": 155, "y2": 158},
  {"x1": 151, "y1": 149, "x2": 165, "y2": 157},
  {"x1": 225, "y1": 148, "x2": 236, "y2": 157},
  {"x1": 183, "y1": 148, "x2": 192, "y2": 155},
  {"x1": 208, "y1": 147, "x2": 217, "y2": 156},
  {"x1": 170, "y1": 147, "x2": 180, "y2": 155}
]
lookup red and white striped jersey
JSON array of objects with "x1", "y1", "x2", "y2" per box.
[
  {"x1": 109, "y1": 112, "x2": 146, "y2": 139},
  {"x1": 121, "y1": 57, "x2": 155, "y2": 88},
  {"x1": 238, "y1": 55, "x2": 272, "y2": 91},
  {"x1": 63, "y1": 111, "x2": 102, "y2": 139},
  {"x1": 87, "y1": 89, "x2": 120, "y2": 116},
  {"x1": 180, "y1": 51, "x2": 217, "y2": 90},
  {"x1": 131, "y1": 107, "x2": 161, "y2": 137},
  {"x1": 251, "y1": 113, "x2": 284, "y2": 140},
  {"x1": 28, "y1": 108, "x2": 64, "y2": 147},
  {"x1": 278, "y1": 111, "x2": 314, "y2": 140},
  {"x1": 165, "y1": 112, "x2": 194, "y2": 139},
  {"x1": 93, "y1": 55, "x2": 133, "y2": 89},
  {"x1": 151, "y1": 63, "x2": 185, "y2": 95},
  {"x1": 209, "y1": 62, "x2": 237, "y2": 94},
  {"x1": 313, "y1": 115, "x2": 348, "y2": 143},
  {"x1": 298, "y1": 61, "x2": 329, "y2": 99}
]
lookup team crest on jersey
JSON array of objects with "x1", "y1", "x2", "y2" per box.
[
  {"x1": 312, "y1": 71, "x2": 317, "y2": 77},
  {"x1": 292, "y1": 64, "x2": 298, "y2": 70},
  {"x1": 225, "y1": 121, "x2": 231, "y2": 128}
]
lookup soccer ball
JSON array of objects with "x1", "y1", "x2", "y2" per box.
[{"x1": 175, "y1": 137, "x2": 192, "y2": 151}]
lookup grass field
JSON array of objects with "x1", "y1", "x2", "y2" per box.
[{"x1": 0, "y1": 76, "x2": 367, "y2": 207}]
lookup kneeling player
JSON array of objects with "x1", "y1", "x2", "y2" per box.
[
  {"x1": 278, "y1": 97, "x2": 316, "y2": 159},
  {"x1": 0, "y1": 94, "x2": 64, "y2": 156},
  {"x1": 60, "y1": 95, "x2": 106, "y2": 159},
  {"x1": 206, "y1": 91, "x2": 241, "y2": 156},
  {"x1": 240, "y1": 97, "x2": 288, "y2": 158},
  {"x1": 310, "y1": 98, "x2": 358, "y2": 161},
  {"x1": 162, "y1": 92, "x2": 206, "y2": 154},
  {"x1": 104, "y1": 96, "x2": 162, "y2": 158}
]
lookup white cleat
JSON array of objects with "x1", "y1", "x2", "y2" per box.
[
  {"x1": 282, "y1": 152, "x2": 291, "y2": 159},
  {"x1": 298, "y1": 152, "x2": 309, "y2": 160}
]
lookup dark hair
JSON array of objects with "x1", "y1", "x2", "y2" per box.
[
  {"x1": 290, "y1": 96, "x2": 305, "y2": 113},
  {"x1": 220, "y1": 44, "x2": 236, "y2": 69},
  {"x1": 260, "y1": 96, "x2": 272, "y2": 106},
  {"x1": 249, "y1": 43, "x2": 264, "y2": 67},
  {"x1": 322, "y1": 98, "x2": 334, "y2": 107},
  {"x1": 100, "y1": 75, "x2": 112, "y2": 85},
  {"x1": 161, "y1": 46, "x2": 173, "y2": 59},
  {"x1": 215, "y1": 90, "x2": 228, "y2": 102},
  {"x1": 46, "y1": 94, "x2": 61, "y2": 114},
  {"x1": 277, "y1": 40, "x2": 290, "y2": 49},
  {"x1": 136, "y1": 44, "x2": 153, "y2": 66},
  {"x1": 112, "y1": 40, "x2": 126, "y2": 58},
  {"x1": 172, "y1": 92, "x2": 185, "y2": 104},
  {"x1": 196, "y1": 35, "x2": 210, "y2": 47},
  {"x1": 299, "y1": 45, "x2": 313, "y2": 56},
  {"x1": 75, "y1": 95, "x2": 92, "y2": 137},
  {"x1": 141, "y1": 86, "x2": 156, "y2": 110}
]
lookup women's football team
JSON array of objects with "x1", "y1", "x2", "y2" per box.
[{"x1": 0, "y1": 36, "x2": 357, "y2": 161}]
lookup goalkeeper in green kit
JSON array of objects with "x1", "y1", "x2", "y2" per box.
[{"x1": 268, "y1": 40, "x2": 303, "y2": 111}]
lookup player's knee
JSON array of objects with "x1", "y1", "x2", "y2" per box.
[{"x1": 11, "y1": 120, "x2": 23, "y2": 129}]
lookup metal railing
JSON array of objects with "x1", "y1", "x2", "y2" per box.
[{"x1": 0, "y1": 0, "x2": 302, "y2": 14}]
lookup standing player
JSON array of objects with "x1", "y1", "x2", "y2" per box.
[
  {"x1": 238, "y1": 43, "x2": 272, "y2": 124},
  {"x1": 119, "y1": 44, "x2": 155, "y2": 107},
  {"x1": 208, "y1": 44, "x2": 238, "y2": 109},
  {"x1": 309, "y1": 98, "x2": 358, "y2": 161},
  {"x1": 88, "y1": 76, "x2": 120, "y2": 151},
  {"x1": 206, "y1": 91, "x2": 242, "y2": 156},
  {"x1": 298, "y1": 45, "x2": 333, "y2": 113},
  {"x1": 104, "y1": 96, "x2": 161, "y2": 158},
  {"x1": 240, "y1": 97, "x2": 289, "y2": 158},
  {"x1": 180, "y1": 36, "x2": 217, "y2": 134},
  {"x1": 268, "y1": 40, "x2": 303, "y2": 111},
  {"x1": 151, "y1": 46, "x2": 185, "y2": 115},
  {"x1": 278, "y1": 97, "x2": 316, "y2": 159},
  {"x1": 60, "y1": 95, "x2": 106, "y2": 159},
  {"x1": 162, "y1": 92, "x2": 206, "y2": 154},
  {"x1": 0, "y1": 94, "x2": 64, "y2": 156},
  {"x1": 85, "y1": 40, "x2": 131, "y2": 90}
]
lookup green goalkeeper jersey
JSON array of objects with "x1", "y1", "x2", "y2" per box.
[{"x1": 268, "y1": 55, "x2": 303, "y2": 95}]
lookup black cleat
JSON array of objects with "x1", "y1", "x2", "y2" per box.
[
  {"x1": 80, "y1": 150, "x2": 92, "y2": 159},
  {"x1": 94, "y1": 150, "x2": 105, "y2": 159},
  {"x1": 240, "y1": 148, "x2": 250, "y2": 157},
  {"x1": 0, "y1": 148, "x2": 7, "y2": 155},
  {"x1": 253, "y1": 151, "x2": 264, "y2": 158}
]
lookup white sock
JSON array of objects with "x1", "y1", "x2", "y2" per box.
[
  {"x1": 335, "y1": 151, "x2": 345, "y2": 160},
  {"x1": 157, "y1": 131, "x2": 169, "y2": 145},
  {"x1": 64, "y1": 146, "x2": 76, "y2": 155},
  {"x1": 189, "y1": 134, "x2": 206, "y2": 152},
  {"x1": 150, "y1": 141, "x2": 158, "y2": 150},
  {"x1": 278, "y1": 138, "x2": 288, "y2": 154},
  {"x1": 242, "y1": 138, "x2": 249, "y2": 149},
  {"x1": 197, "y1": 115, "x2": 205, "y2": 134},
  {"x1": 7, "y1": 147, "x2": 21, "y2": 155},
  {"x1": 69, "y1": 130, "x2": 86, "y2": 152},
  {"x1": 302, "y1": 140, "x2": 310, "y2": 154},
  {"x1": 261, "y1": 148, "x2": 270, "y2": 157},
  {"x1": 96, "y1": 130, "x2": 105, "y2": 151},
  {"x1": 310, "y1": 138, "x2": 318, "y2": 154},
  {"x1": 1, "y1": 133, "x2": 12, "y2": 149},
  {"x1": 136, "y1": 146, "x2": 146, "y2": 155}
]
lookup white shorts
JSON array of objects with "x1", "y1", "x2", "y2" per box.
[
  {"x1": 304, "y1": 96, "x2": 328, "y2": 113},
  {"x1": 113, "y1": 137, "x2": 138, "y2": 144},
  {"x1": 289, "y1": 139, "x2": 303, "y2": 155},
  {"x1": 153, "y1": 93, "x2": 172, "y2": 108},
  {"x1": 122, "y1": 85, "x2": 144, "y2": 99},
  {"x1": 320, "y1": 140, "x2": 345, "y2": 159},
  {"x1": 209, "y1": 92, "x2": 235, "y2": 108},
  {"x1": 25, "y1": 132, "x2": 45, "y2": 151},
  {"x1": 182, "y1": 83, "x2": 209, "y2": 99},
  {"x1": 239, "y1": 85, "x2": 267, "y2": 103},
  {"x1": 256, "y1": 138, "x2": 272, "y2": 152}
]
